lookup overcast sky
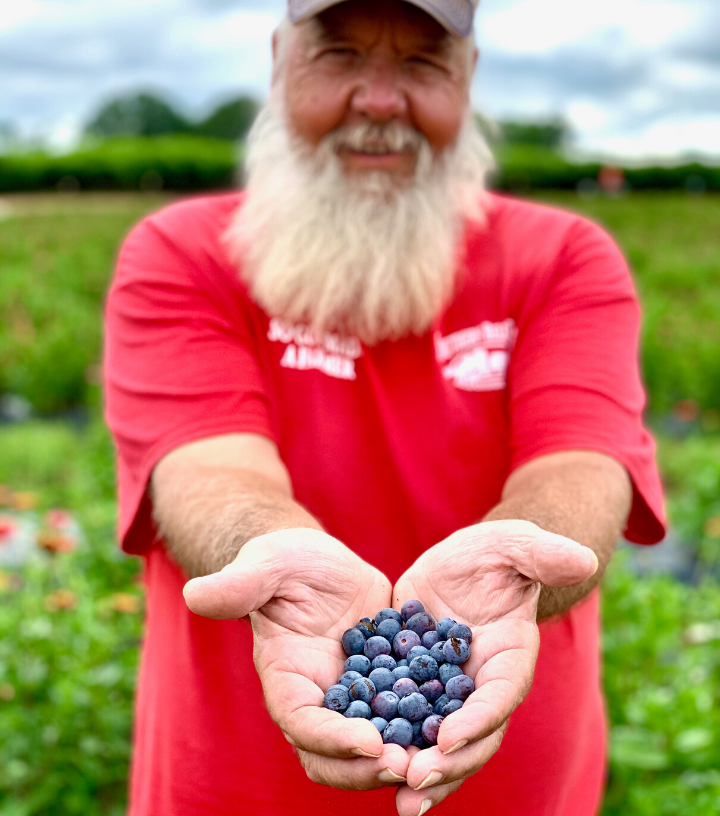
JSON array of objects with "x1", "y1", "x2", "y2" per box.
[{"x1": 2, "y1": 0, "x2": 719, "y2": 159}]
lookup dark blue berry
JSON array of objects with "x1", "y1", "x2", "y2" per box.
[
  {"x1": 409, "y1": 655, "x2": 439, "y2": 684},
  {"x1": 375, "y1": 608, "x2": 403, "y2": 626},
  {"x1": 421, "y1": 714, "x2": 444, "y2": 745},
  {"x1": 383, "y1": 718, "x2": 413, "y2": 747},
  {"x1": 371, "y1": 716, "x2": 389, "y2": 733},
  {"x1": 392, "y1": 677, "x2": 419, "y2": 699},
  {"x1": 418, "y1": 679, "x2": 444, "y2": 703},
  {"x1": 442, "y1": 699, "x2": 464, "y2": 716},
  {"x1": 344, "y1": 655, "x2": 371, "y2": 676},
  {"x1": 345, "y1": 701, "x2": 372, "y2": 718},
  {"x1": 438, "y1": 663, "x2": 463, "y2": 685},
  {"x1": 406, "y1": 645, "x2": 430, "y2": 664},
  {"x1": 339, "y1": 670, "x2": 363, "y2": 688},
  {"x1": 405, "y1": 612, "x2": 437, "y2": 639},
  {"x1": 401, "y1": 599, "x2": 425, "y2": 622},
  {"x1": 393, "y1": 630, "x2": 421, "y2": 659},
  {"x1": 446, "y1": 674, "x2": 475, "y2": 701},
  {"x1": 398, "y1": 692, "x2": 430, "y2": 723},
  {"x1": 436, "y1": 617, "x2": 457, "y2": 640},
  {"x1": 323, "y1": 684, "x2": 350, "y2": 713},
  {"x1": 372, "y1": 654, "x2": 397, "y2": 671},
  {"x1": 348, "y1": 677, "x2": 376, "y2": 705},
  {"x1": 422, "y1": 631, "x2": 440, "y2": 649},
  {"x1": 429, "y1": 641, "x2": 446, "y2": 665},
  {"x1": 356, "y1": 618, "x2": 376, "y2": 639},
  {"x1": 392, "y1": 665, "x2": 411, "y2": 680},
  {"x1": 411, "y1": 720, "x2": 426, "y2": 748},
  {"x1": 447, "y1": 623, "x2": 473, "y2": 644},
  {"x1": 433, "y1": 694, "x2": 450, "y2": 715},
  {"x1": 376, "y1": 618, "x2": 402, "y2": 642},
  {"x1": 396, "y1": 659, "x2": 408, "y2": 668},
  {"x1": 364, "y1": 636, "x2": 392, "y2": 661},
  {"x1": 368, "y1": 668, "x2": 395, "y2": 694},
  {"x1": 442, "y1": 636, "x2": 470, "y2": 665},
  {"x1": 371, "y1": 690, "x2": 400, "y2": 720},
  {"x1": 342, "y1": 627, "x2": 367, "y2": 656}
]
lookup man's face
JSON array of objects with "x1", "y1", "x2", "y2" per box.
[{"x1": 279, "y1": 0, "x2": 475, "y2": 179}]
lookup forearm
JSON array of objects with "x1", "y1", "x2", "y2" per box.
[
  {"x1": 151, "y1": 465, "x2": 322, "y2": 578},
  {"x1": 483, "y1": 452, "x2": 632, "y2": 619}
]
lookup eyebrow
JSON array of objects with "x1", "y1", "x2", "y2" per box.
[{"x1": 309, "y1": 18, "x2": 456, "y2": 58}]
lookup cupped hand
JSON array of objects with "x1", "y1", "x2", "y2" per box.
[
  {"x1": 392, "y1": 520, "x2": 598, "y2": 816},
  {"x1": 183, "y1": 528, "x2": 409, "y2": 790}
]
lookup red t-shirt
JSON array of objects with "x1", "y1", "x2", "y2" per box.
[{"x1": 104, "y1": 192, "x2": 665, "y2": 816}]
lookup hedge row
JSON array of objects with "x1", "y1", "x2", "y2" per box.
[{"x1": 1, "y1": 137, "x2": 718, "y2": 193}]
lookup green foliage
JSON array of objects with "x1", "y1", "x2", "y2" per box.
[
  {"x1": 601, "y1": 555, "x2": 720, "y2": 815},
  {"x1": 86, "y1": 93, "x2": 192, "y2": 138},
  {"x1": 196, "y1": 97, "x2": 259, "y2": 142},
  {"x1": 0, "y1": 135, "x2": 238, "y2": 194},
  {"x1": 495, "y1": 118, "x2": 568, "y2": 149},
  {"x1": 0, "y1": 420, "x2": 142, "y2": 816}
]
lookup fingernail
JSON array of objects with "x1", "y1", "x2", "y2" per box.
[
  {"x1": 378, "y1": 768, "x2": 406, "y2": 783},
  {"x1": 351, "y1": 747, "x2": 382, "y2": 758},
  {"x1": 443, "y1": 739, "x2": 468, "y2": 755},
  {"x1": 418, "y1": 799, "x2": 433, "y2": 816},
  {"x1": 415, "y1": 770, "x2": 443, "y2": 790}
]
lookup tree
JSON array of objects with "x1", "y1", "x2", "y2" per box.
[
  {"x1": 195, "y1": 97, "x2": 259, "y2": 141},
  {"x1": 86, "y1": 93, "x2": 191, "y2": 138}
]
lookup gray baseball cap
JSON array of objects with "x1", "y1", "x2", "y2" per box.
[{"x1": 288, "y1": 0, "x2": 479, "y2": 38}]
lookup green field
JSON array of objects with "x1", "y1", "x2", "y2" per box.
[{"x1": 1, "y1": 191, "x2": 719, "y2": 814}]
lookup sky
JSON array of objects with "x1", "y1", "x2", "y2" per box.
[{"x1": 1, "y1": 0, "x2": 719, "y2": 160}]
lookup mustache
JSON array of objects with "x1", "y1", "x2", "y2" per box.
[{"x1": 326, "y1": 121, "x2": 425, "y2": 155}]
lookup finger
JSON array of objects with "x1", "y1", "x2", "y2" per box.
[
  {"x1": 396, "y1": 778, "x2": 464, "y2": 816},
  {"x1": 405, "y1": 726, "x2": 506, "y2": 791},
  {"x1": 297, "y1": 743, "x2": 410, "y2": 790},
  {"x1": 495, "y1": 520, "x2": 599, "y2": 587}
]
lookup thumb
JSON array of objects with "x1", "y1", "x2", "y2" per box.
[
  {"x1": 496, "y1": 522, "x2": 599, "y2": 587},
  {"x1": 183, "y1": 545, "x2": 283, "y2": 620}
]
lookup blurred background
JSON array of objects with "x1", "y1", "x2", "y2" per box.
[{"x1": 1, "y1": 0, "x2": 719, "y2": 813}]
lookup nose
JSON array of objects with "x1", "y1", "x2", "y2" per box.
[{"x1": 350, "y1": 59, "x2": 408, "y2": 122}]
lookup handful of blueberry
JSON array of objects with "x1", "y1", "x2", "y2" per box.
[{"x1": 322, "y1": 599, "x2": 474, "y2": 749}]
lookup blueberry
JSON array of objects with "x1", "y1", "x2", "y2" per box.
[
  {"x1": 446, "y1": 674, "x2": 475, "y2": 701},
  {"x1": 433, "y1": 694, "x2": 450, "y2": 715},
  {"x1": 376, "y1": 618, "x2": 402, "y2": 642},
  {"x1": 409, "y1": 655, "x2": 439, "y2": 684},
  {"x1": 339, "y1": 670, "x2": 363, "y2": 688},
  {"x1": 392, "y1": 677, "x2": 419, "y2": 699},
  {"x1": 442, "y1": 699, "x2": 464, "y2": 716},
  {"x1": 375, "y1": 608, "x2": 403, "y2": 626},
  {"x1": 421, "y1": 714, "x2": 444, "y2": 746},
  {"x1": 372, "y1": 654, "x2": 397, "y2": 671},
  {"x1": 438, "y1": 663, "x2": 463, "y2": 685},
  {"x1": 401, "y1": 599, "x2": 425, "y2": 622},
  {"x1": 368, "y1": 668, "x2": 395, "y2": 694},
  {"x1": 436, "y1": 617, "x2": 457, "y2": 640},
  {"x1": 422, "y1": 631, "x2": 440, "y2": 649},
  {"x1": 341, "y1": 627, "x2": 367, "y2": 656},
  {"x1": 371, "y1": 716, "x2": 389, "y2": 733},
  {"x1": 393, "y1": 630, "x2": 421, "y2": 659},
  {"x1": 406, "y1": 645, "x2": 430, "y2": 664},
  {"x1": 344, "y1": 655, "x2": 371, "y2": 676},
  {"x1": 356, "y1": 618, "x2": 376, "y2": 639},
  {"x1": 405, "y1": 612, "x2": 437, "y2": 639},
  {"x1": 383, "y1": 718, "x2": 413, "y2": 747},
  {"x1": 442, "y1": 637, "x2": 470, "y2": 665},
  {"x1": 411, "y1": 720, "x2": 426, "y2": 748},
  {"x1": 364, "y1": 636, "x2": 392, "y2": 661},
  {"x1": 447, "y1": 623, "x2": 473, "y2": 644},
  {"x1": 398, "y1": 692, "x2": 430, "y2": 723},
  {"x1": 392, "y1": 665, "x2": 411, "y2": 680},
  {"x1": 348, "y1": 677, "x2": 376, "y2": 705},
  {"x1": 345, "y1": 701, "x2": 372, "y2": 718},
  {"x1": 396, "y1": 659, "x2": 408, "y2": 668},
  {"x1": 418, "y1": 679, "x2": 444, "y2": 704},
  {"x1": 371, "y1": 690, "x2": 400, "y2": 720},
  {"x1": 429, "y1": 641, "x2": 446, "y2": 665},
  {"x1": 323, "y1": 684, "x2": 350, "y2": 713}
]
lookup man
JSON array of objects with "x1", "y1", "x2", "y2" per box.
[{"x1": 104, "y1": 1, "x2": 665, "y2": 814}]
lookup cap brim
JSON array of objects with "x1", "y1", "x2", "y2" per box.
[{"x1": 288, "y1": 0, "x2": 475, "y2": 38}]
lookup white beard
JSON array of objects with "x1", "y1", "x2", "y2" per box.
[{"x1": 224, "y1": 101, "x2": 493, "y2": 346}]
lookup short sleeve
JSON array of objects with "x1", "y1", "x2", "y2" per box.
[
  {"x1": 508, "y1": 216, "x2": 665, "y2": 545},
  {"x1": 104, "y1": 199, "x2": 274, "y2": 555}
]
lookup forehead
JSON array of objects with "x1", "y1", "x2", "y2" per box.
[{"x1": 310, "y1": 0, "x2": 457, "y2": 52}]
